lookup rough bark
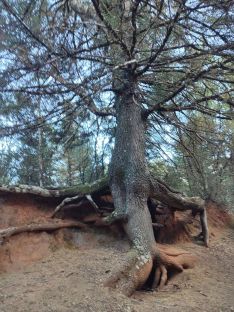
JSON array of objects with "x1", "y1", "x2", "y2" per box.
[{"x1": 109, "y1": 73, "x2": 155, "y2": 254}]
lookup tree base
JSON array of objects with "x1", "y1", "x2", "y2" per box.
[{"x1": 104, "y1": 244, "x2": 197, "y2": 296}]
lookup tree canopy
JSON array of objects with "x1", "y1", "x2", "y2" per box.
[{"x1": 0, "y1": 0, "x2": 233, "y2": 204}]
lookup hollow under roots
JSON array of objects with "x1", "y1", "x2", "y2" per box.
[{"x1": 104, "y1": 244, "x2": 197, "y2": 296}]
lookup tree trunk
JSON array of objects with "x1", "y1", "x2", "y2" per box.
[
  {"x1": 107, "y1": 71, "x2": 195, "y2": 295},
  {"x1": 109, "y1": 73, "x2": 155, "y2": 252}
]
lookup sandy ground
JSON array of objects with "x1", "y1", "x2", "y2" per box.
[{"x1": 0, "y1": 227, "x2": 233, "y2": 312}]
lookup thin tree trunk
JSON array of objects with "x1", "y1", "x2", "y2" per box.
[
  {"x1": 38, "y1": 124, "x2": 44, "y2": 187},
  {"x1": 37, "y1": 99, "x2": 44, "y2": 187},
  {"x1": 67, "y1": 151, "x2": 73, "y2": 187}
]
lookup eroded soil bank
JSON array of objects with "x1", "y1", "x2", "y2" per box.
[{"x1": 0, "y1": 193, "x2": 233, "y2": 312}]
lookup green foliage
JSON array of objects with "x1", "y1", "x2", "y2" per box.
[{"x1": 0, "y1": 0, "x2": 233, "y2": 211}]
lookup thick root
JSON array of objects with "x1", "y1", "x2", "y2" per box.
[
  {"x1": 104, "y1": 245, "x2": 197, "y2": 296},
  {"x1": 0, "y1": 220, "x2": 87, "y2": 245},
  {"x1": 151, "y1": 245, "x2": 197, "y2": 289},
  {"x1": 104, "y1": 250, "x2": 153, "y2": 296}
]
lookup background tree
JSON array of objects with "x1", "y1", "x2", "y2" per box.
[{"x1": 176, "y1": 113, "x2": 234, "y2": 204}]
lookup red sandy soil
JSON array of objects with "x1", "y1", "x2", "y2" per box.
[{"x1": 0, "y1": 194, "x2": 233, "y2": 312}]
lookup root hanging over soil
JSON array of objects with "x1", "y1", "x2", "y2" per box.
[
  {"x1": 104, "y1": 244, "x2": 197, "y2": 296},
  {"x1": 0, "y1": 177, "x2": 209, "y2": 247},
  {"x1": 0, "y1": 220, "x2": 87, "y2": 245}
]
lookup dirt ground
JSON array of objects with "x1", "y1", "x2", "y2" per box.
[
  {"x1": 0, "y1": 194, "x2": 234, "y2": 312},
  {"x1": 0, "y1": 227, "x2": 233, "y2": 312}
]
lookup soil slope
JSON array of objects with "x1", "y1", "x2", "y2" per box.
[{"x1": 0, "y1": 194, "x2": 233, "y2": 312}]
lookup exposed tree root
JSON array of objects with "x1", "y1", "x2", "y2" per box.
[
  {"x1": 0, "y1": 220, "x2": 87, "y2": 245},
  {"x1": 150, "y1": 177, "x2": 209, "y2": 247},
  {"x1": 104, "y1": 250, "x2": 153, "y2": 297},
  {"x1": 51, "y1": 195, "x2": 86, "y2": 218},
  {"x1": 152, "y1": 264, "x2": 167, "y2": 289},
  {"x1": 153, "y1": 245, "x2": 197, "y2": 287},
  {"x1": 0, "y1": 177, "x2": 108, "y2": 198},
  {"x1": 104, "y1": 245, "x2": 197, "y2": 296},
  {"x1": 0, "y1": 177, "x2": 209, "y2": 247}
]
